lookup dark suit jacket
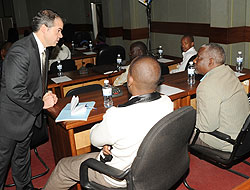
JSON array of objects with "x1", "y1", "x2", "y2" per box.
[{"x1": 0, "y1": 34, "x2": 48, "y2": 141}]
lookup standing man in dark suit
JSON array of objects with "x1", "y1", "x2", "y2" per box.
[{"x1": 0, "y1": 9, "x2": 63, "y2": 189}]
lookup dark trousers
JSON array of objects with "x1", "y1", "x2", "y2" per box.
[{"x1": 0, "y1": 130, "x2": 33, "y2": 190}]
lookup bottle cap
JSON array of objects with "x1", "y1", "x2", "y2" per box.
[
  {"x1": 238, "y1": 51, "x2": 242, "y2": 54},
  {"x1": 189, "y1": 61, "x2": 193, "y2": 65},
  {"x1": 104, "y1": 79, "x2": 109, "y2": 84},
  {"x1": 159, "y1": 45, "x2": 162, "y2": 48},
  {"x1": 117, "y1": 54, "x2": 120, "y2": 56}
]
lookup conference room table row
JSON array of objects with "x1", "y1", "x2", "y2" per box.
[
  {"x1": 47, "y1": 54, "x2": 181, "y2": 98},
  {"x1": 47, "y1": 65, "x2": 250, "y2": 165},
  {"x1": 47, "y1": 67, "x2": 124, "y2": 98}
]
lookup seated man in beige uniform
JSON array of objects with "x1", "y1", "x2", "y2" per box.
[
  {"x1": 193, "y1": 43, "x2": 249, "y2": 152},
  {"x1": 113, "y1": 41, "x2": 147, "y2": 86}
]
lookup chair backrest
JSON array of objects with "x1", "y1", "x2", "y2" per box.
[
  {"x1": 185, "y1": 54, "x2": 197, "y2": 70},
  {"x1": 130, "y1": 106, "x2": 196, "y2": 189},
  {"x1": 96, "y1": 45, "x2": 126, "y2": 66},
  {"x1": 65, "y1": 84, "x2": 102, "y2": 97},
  {"x1": 232, "y1": 114, "x2": 250, "y2": 158},
  {"x1": 50, "y1": 59, "x2": 77, "y2": 74}
]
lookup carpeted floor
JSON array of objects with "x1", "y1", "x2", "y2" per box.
[{"x1": 4, "y1": 135, "x2": 250, "y2": 190}]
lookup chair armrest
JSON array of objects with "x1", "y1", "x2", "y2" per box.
[
  {"x1": 80, "y1": 158, "x2": 130, "y2": 189},
  {"x1": 191, "y1": 128, "x2": 236, "y2": 145},
  {"x1": 207, "y1": 130, "x2": 236, "y2": 145}
]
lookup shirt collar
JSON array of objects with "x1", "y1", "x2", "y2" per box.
[
  {"x1": 33, "y1": 32, "x2": 46, "y2": 54},
  {"x1": 182, "y1": 46, "x2": 195, "y2": 56}
]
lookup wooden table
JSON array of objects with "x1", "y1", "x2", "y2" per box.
[
  {"x1": 48, "y1": 68, "x2": 124, "y2": 98},
  {"x1": 71, "y1": 50, "x2": 97, "y2": 69}
]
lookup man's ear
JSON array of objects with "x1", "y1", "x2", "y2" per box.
[
  {"x1": 191, "y1": 42, "x2": 194, "y2": 47},
  {"x1": 127, "y1": 74, "x2": 133, "y2": 87},
  {"x1": 208, "y1": 58, "x2": 214, "y2": 67},
  {"x1": 40, "y1": 24, "x2": 47, "y2": 33}
]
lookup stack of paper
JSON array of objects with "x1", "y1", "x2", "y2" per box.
[
  {"x1": 157, "y1": 84, "x2": 184, "y2": 96},
  {"x1": 51, "y1": 76, "x2": 72, "y2": 84},
  {"x1": 157, "y1": 58, "x2": 173, "y2": 63}
]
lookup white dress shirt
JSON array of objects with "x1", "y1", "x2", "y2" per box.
[
  {"x1": 170, "y1": 47, "x2": 197, "y2": 74},
  {"x1": 90, "y1": 95, "x2": 173, "y2": 187},
  {"x1": 33, "y1": 33, "x2": 46, "y2": 73}
]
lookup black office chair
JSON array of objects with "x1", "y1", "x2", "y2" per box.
[
  {"x1": 185, "y1": 54, "x2": 197, "y2": 71},
  {"x1": 5, "y1": 114, "x2": 49, "y2": 187},
  {"x1": 96, "y1": 45, "x2": 126, "y2": 66},
  {"x1": 80, "y1": 106, "x2": 196, "y2": 190},
  {"x1": 49, "y1": 59, "x2": 77, "y2": 74},
  {"x1": 65, "y1": 84, "x2": 102, "y2": 97},
  {"x1": 189, "y1": 114, "x2": 250, "y2": 179}
]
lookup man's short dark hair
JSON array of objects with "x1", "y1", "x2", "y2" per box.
[
  {"x1": 130, "y1": 41, "x2": 148, "y2": 55},
  {"x1": 182, "y1": 34, "x2": 194, "y2": 42}
]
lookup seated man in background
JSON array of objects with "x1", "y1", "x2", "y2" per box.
[
  {"x1": 113, "y1": 41, "x2": 147, "y2": 86},
  {"x1": 193, "y1": 43, "x2": 249, "y2": 152},
  {"x1": 44, "y1": 55, "x2": 173, "y2": 189},
  {"x1": 170, "y1": 34, "x2": 197, "y2": 74},
  {"x1": 48, "y1": 38, "x2": 71, "y2": 70}
]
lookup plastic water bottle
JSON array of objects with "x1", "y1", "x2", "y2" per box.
[
  {"x1": 102, "y1": 80, "x2": 113, "y2": 108},
  {"x1": 116, "y1": 54, "x2": 122, "y2": 71},
  {"x1": 158, "y1": 45, "x2": 163, "y2": 58},
  {"x1": 236, "y1": 51, "x2": 243, "y2": 72},
  {"x1": 89, "y1": 41, "x2": 93, "y2": 51},
  {"x1": 57, "y1": 61, "x2": 63, "y2": 76},
  {"x1": 187, "y1": 61, "x2": 195, "y2": 85},
  {"x1": 71, "y1": 41, "x2": 75, "y2": 50}
]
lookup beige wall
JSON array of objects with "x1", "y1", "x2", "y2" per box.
[
  {"x1": 151, "y1": 0, "x2": 210, "y2": 58},
  {"x1": 10, "y1": 0, "x2": 250, "y2": 68}
]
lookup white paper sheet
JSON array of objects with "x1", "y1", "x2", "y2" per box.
[
  {"x1": 234, "y1": 72, "x2": 246, "y2": 77},
  {"x1": 104, "y1": 70, "x2": 118, "y2": 75},
  {"x1": 157, "y1": 58, "x2": 174, "y2": 63},
  {"x1": 51, "y1": 76, "x2": 72, "y2": 84},
  {"x1": 83, "y1": 52, "x2": 96, "y2": 55},
  {"x1": 157, "y1": 84, "x2": 185, "y2": 96},
  {"x1": 70, "y1": 96, "x2": 87, "y2": 116}
]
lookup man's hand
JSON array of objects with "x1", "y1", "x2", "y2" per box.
[
  {"x1": 43, "y1": 91, "x2": 58, "y2": 109},
  {"x1": 102, "y1": 145, "x2": 112, "y2": 155}
]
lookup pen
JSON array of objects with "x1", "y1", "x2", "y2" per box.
[{"x1": 85, "y1": 104, "x2": 97, "y2": 110}]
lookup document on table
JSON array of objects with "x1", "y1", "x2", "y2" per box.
[
  {"x1": 56, "y1": 101, "x2": 96, "y2": 122},
  {"x1": 234, "y1": 72, "x2": 246, "y2": 77},
  {"x1": 157, "y1": 58, "x2": 174, "y2": 63},
  {"x1": 83, "y1": 52, "x2": 96, "y2": 55},
  {"x1": 157, "y1": 84, "x2": 185, "y2": 96},
  {"x1": 104, "y1": 70, "x2": 118, "y2": 75},
  {"x1": 51, "y1": 76, "x2": 72, "y2": 84}
]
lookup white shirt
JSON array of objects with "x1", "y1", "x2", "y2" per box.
[
  {"x1": 90, "y1": 95, "x2": 173, "y2": 187},
  {"x1": 49, "y1": 44, "x2": 71, "y2": 70},
  {"x1": 113, "y1": 65, "x2": 130, "y2": 86},
  {"x1": 33, "y1": 33, "x2": 46, "y2": 73},
  {"x1": 170, "y1": 47, "x2": 197, "y2": 74}
]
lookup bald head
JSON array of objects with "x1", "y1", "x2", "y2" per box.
[{"x1": 127, "y1": 55, "x2": 161, "y2": 95}]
